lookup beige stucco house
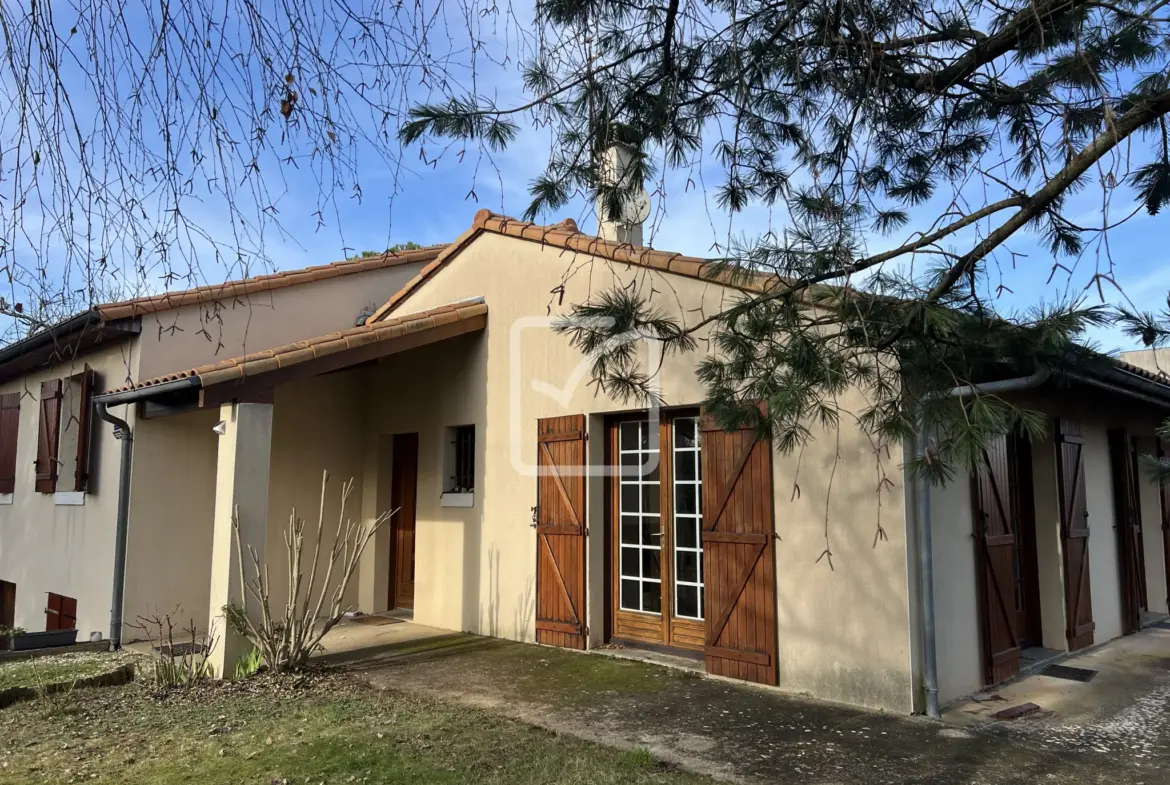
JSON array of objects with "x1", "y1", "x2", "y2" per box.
[
  {"x1": 0, "y1": 247, "x2": 438, "y2": 645},
  {"x1": 2, "y1": 209, "x2": 1168, "y2": 717}
]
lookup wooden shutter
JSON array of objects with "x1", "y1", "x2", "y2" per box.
[
  {"x1": 59, "y1": 595, "x2": 77, "y2": 630},
  {"x1": 534, "y1": 415, "x2": 587, "y2": 649},
  {"x1": 0, "y1": 393, "x2": 20, "y2": 494},
  {"x1": 1056, "y1": 418, "x2": 1094, "y2": 651},
  {"x1": 0, "y1": 580, "x2": 14, "y2": 628},
  {"x1": 45, "y1": 592, "x2": 60, "y2": 631},
  {"x1": 700, "y1": 413, "x2": 777, "y2": 685},
  {"x1": 45, "y1": 593, "x2": 77, "y2": 631},
  {"x1": 972, "y1": 433, "x2": 1021, "y2": 685},
  {"x1": 1109, "y1": 429, "x2": 1145, "y2": 635},
  {"x1": 1159, "y1": 438, "x2": 1170, "y2": 613},
  {"x1": 73, "y1": 367, "x2": 95, "y2": 493},
  {"x1": 34, "y1": 379, "x2": 62, "y2": 494}
]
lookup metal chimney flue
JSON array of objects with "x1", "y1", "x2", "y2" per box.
[{"x1": 597, "y1": 142, "x2": 650, "y2": 247}]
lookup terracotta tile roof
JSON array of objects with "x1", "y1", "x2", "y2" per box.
[
  {"x1": 101, "y1": 299, "x2": 486, "y2": 395},
  {"x1": 365, "y1": 210, "x2": 771, "y2": 324},
  {"x1": 98, "y1": 244, "x2": 446, "y2": 321},
  {"x1": 1115, "y1": 358, "x2": 1170, "y2": 383}
]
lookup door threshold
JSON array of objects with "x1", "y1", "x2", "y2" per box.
[
  {"x1": 1019, "y1": 645, "x2": 1065, "y2": 673},
  {"x1": 594, "y1": 639, "x2": 704, "y2": 673},
  {"x1": 386, "y1": 607, "x2": 415, "y2": 621}
]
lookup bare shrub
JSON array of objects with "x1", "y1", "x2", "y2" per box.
[
  {"x1": 225, "y1": 470, "x2": 394, "y2": 672},
  {"x1": 131, "y1": 612, "x2": 217, "y2": 687}
]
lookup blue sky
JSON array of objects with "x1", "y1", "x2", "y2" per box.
[{"x1": 3, "y1": 1, "x2": 1166, "y2": 355}]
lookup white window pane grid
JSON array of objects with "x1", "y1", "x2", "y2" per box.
[
  {"x1": 673, "y1": 417, "x2": 704, "y2": 620},
  {"x1": 618, "y1": 420, "x2": 662, "y2": 615}
]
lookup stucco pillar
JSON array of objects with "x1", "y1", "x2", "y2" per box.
[
  {"x1": 207, "y1": 402, "x2": 273, "y2": 678},
  {"x1": 358, "y1": 434, "x2": 394, "y2": 613}
]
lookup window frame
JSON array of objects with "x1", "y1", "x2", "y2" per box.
[
  {"x1": 33, "y1": 367, "x2": 96, "y2": 496},
  {"x1": 606, "y1": 408, "x2": 705, "y2": 652},
  {"x1": 452, "y1": 424, "x2": 475, "y2": 493}
]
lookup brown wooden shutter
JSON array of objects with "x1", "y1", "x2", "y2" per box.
[
  {"x1": 700, "y1": 413, "x2": 777, "y2": 685},
  {"x1": 1109, "y1": 428, "x2": 1145, "y2": 635},
  {"x1": 1055, "y1": 418, "x2": 1094, "y2": 651},
  {"x1": 59, "y1": 595, "x2": 77, "y2": 630},
  {"x1": 45, "y1": 592, "x2": 61, "y2": 631},
  {"x1": 73, "y1": 367, "x2": 96, "y2": 493},
  {"x1": 0, "y1": 393, "x2": 21, "y2": 494},
  {"x1": 0, "y1": 580, "x2": 15, "y2": 628},
  {"x1": 971, "y1": 433, "x2": 1021, "y2": 685},
  {"x1": 534, "y1": 415, "x2": 587, "y2": 649},
  {"x1": 34, "y1": 379, "x2": 62, "y2": 494},
  {"x1": 1159, "y1": 438, "x2": 1170, "y2": 613}
]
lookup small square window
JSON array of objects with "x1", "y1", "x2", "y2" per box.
[{"x1": 444, "y1": 425, "x2": 475, "y2": 493}]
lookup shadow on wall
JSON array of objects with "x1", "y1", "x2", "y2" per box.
[
  {"x1": 482, "y1": 544, "x2": 535, "y2": 642},
  {"x1": 773, "y1": 416, "x2": 913, "y2": 711}
]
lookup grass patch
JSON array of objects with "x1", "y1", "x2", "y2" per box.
[
  {"x1": 449, "y1": 641, "x2": 697, "y2": 704},
  {"x1": 0, "y1": 672, "x2": 712, "y2": 784},
  {"x1": 0, "y1": 652, "x2": 134, "y2": 692}
]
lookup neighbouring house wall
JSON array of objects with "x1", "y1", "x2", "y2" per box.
[
  {"x1": 122, "y1": 408, "x2": 219, "y2": 639},
  {"x1": 360, "y1": 230, "x2": 913, "y2": 712},
  {"x1": 1120, "y1": 349, "x2": 1170, "y2": 377},
  {"x1": 135, "y1": 263, "x2": 426, "y2": 381},
  {"x1": 0, "y1": 340, "x2": 139, "y2": 638},
  {"x1": 264, "y1": 371, "x2": 369, "y2": 614}
]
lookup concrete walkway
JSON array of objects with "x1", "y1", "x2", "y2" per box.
[
  {"x1": 945, "y1": 624, "x2": 1170, "y2": 766},
  {"x1": 331, "y1": 620, "x2": 1166, "y2": 784}
]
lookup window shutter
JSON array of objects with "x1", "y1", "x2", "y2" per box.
[
  {"x1": 534, "y1": 415, "x2": 587, "y2": 649},
  {"x1": 972, "y1": 433, "x2": 1022, "y2": 685},
  {"x1": 700, "y1": 411, "x2": 778, "y2": 685},
  {"x1": 35, "y1": 380, "x2": 62, "y2": 494},
  {"x1": 0, "y1": 580, "x2": 15, "y2": 628},
  {"x1": 0, "y1": 393, "x2": 20, "y2": 494},
  {"x1": 1055, "y1": 418, "x2": 1094, "y2": 651},
  {"x1": 74, "y1": 367, "x2": 96, "y2": 493},
  {"x1": 45, "y1": 592, "x2": 61, "y2": 631},
  {"x1": 59, "y1": 595, "x2": 78, "y2": 630}
]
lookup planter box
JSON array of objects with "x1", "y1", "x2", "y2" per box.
[{"x1": 10, "y1": 629, "x2": 77, "y2": 651}]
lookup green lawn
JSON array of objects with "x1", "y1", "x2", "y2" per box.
[
  {"x1": 0, "y1": 672, "x2": 714, "y2": 785},
  {"x1": 0, "y1": 651, "x2": 132, "y2": 692}
]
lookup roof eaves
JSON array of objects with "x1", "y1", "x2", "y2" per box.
[
  {"x1": 98, "y1": 244, "x2": 447, "y2": 321},
  {"x1": 96, "y1": 298, "x2": 488, "y2": 405}
]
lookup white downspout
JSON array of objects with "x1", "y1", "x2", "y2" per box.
[{"x1": 916, "y1": 368, "x2": 1050, "y2": 719}]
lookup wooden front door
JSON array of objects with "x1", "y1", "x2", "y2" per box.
[
  {"x1": 609, "y1": 413, "x2": 706, "y2": 652},
  {"x1": 535, "y1": 415, "x2": 587, "y2": 649},
  {"x1": 1056, "y1": 418, "x2": 1095, "y2": 651},
  {"x1": 390, "y1": 433, "x2": 419, "y2": 610},
  {"x1": 972, "y1": 433, "x2": 1023, "y2": 685},
  {"x1": 700, "y1": 413, "x2": 777, "y2": 685},
  {"x1": 1109, "y1": 428, "x2": 1147, "y2": 635}
]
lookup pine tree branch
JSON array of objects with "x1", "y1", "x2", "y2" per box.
[{"x1": 928, "y1": 87, "x2": 1170, "y2": 301}]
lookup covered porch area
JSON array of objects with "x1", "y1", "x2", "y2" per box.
[
  {"x1": 98, "y1": 300, "x2": 487, "y2": 676},
  {"x1": 929, "y1": 366, "x2": 1170, "y2": 705}
]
